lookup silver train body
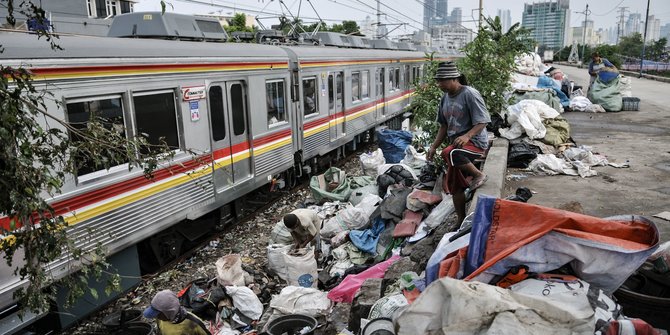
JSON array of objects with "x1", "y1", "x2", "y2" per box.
[{"x1": 0, "y1": 30, "x2": 448, "y2": 331}]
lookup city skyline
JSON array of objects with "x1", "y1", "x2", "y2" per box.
[{"x1": 133, "y1": 0, "x2": 670, "y2": 39}]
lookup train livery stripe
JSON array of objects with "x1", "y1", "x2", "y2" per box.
[
  {"x1": 0, "y1": 130, "x2": 285, "y2": 231},
  {"x1": 23, "y1": 62, "x2": 290, "y2": 81},
  {"x1": 302, "y1": 90, "x2": 414, "y2": 139},
  {"x1": 301, "y1": 58, "x2": 426, "y2": 68}
]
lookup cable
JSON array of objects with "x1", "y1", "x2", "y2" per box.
[
  {"x1": 591, "y1": 0, "x2": 627, "y2": 16},
  {"x1": 171, "y1": 0, "x2": 351, "y2": 22},
  {"x1": 326, "y1": 0, "x2": 377, "y2": 17}
]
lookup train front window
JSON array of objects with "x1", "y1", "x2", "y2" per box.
[
  {"x1": 302, "y1": 77, "x2": 317, "y2": 116},
  {"x1": 66, "y1": 95, "x2": 126, "y2": 177},
  {"x1": 133, "y1": 91, "x2": 180, "y2": 153},
  {"x1": 266, "y1": 80, "x2": 286, "y2": 126}
]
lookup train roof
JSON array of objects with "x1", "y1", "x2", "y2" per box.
[
  {"x1": 281, "y1": 45, "x2": 426, "y2": 61},
  {"x1": 0, "y1": 30, "x2": 289, "y2": 60}
]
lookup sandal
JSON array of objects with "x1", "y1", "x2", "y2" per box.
[{"x1": 469, "y1": 174, "x2": 488, "y2": 191}]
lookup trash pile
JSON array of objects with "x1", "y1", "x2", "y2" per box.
[{"x1": 76, "y1": 125, "x2": 667, "y2": 335}]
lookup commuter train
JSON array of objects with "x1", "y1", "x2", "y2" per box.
[{"x1": 0, "y1": 13, "x2": 451, "y2": 332}]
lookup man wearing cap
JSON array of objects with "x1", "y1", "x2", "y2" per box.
[
  {"x1": 427, "y1": 61, "x2": 490, "y2": 224},
  {"x1": 144, "y1": 290, "x2": 211, "y2": 335},
  {"x1": 282, "y1": 208, "x2": 321, "y2": 250}
]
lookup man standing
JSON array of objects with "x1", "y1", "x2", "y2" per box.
[
  {"x1": 143, "y1": 290, "x2": 211, "y2": 335},
  {"x1": 282, "y1": 208, "x2": 321, "y2": 250},
  {"x1": 426, "y1": 62, "x2": 490, "y2": 224}
]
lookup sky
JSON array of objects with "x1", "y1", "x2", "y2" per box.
[{"x1": 133, "y1": 0, "x2": 670, "y2": 36}]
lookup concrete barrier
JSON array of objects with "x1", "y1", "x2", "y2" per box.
[{"x1": 467, "y1": 137, "x2": 509, "y2": 214}]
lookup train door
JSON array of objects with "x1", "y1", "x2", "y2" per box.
[
  {"x1": 328, "y1": 71, "x2": 345, "y2": 140},
  {"x1": 376, "y1": 67, "x2": 386, "y2": 117},
  {"x1": 208, "y1": 81, "x2": 251, "y2": 194}
]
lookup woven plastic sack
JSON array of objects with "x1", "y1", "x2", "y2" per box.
[
  {"x1": 270, "y1": 221, "x2": 293, "y2": 245},
  {"x1": 267, "y1": 244, "x2": 291, "y2": 281},
  {"x1": 284, "y1": 247, "x2": 318, "y2": 288},
  {"x1": 309, "y1": 167, "x2": 351, "y2": 203},
  {"x1": 360, "y1": 149, "x2": 386, "y2": 177},
  {"x1": 216, "y1": 254, "x2": 246, "y2": 286},
  {"x1": 588, "y1": 77, "x2": 622, "y2": 112}
]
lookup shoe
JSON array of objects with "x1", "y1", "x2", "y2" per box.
[{"x1": 469, "y1": 174, "x2": 488, "y2": 191}]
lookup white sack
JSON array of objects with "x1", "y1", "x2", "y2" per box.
[
  {"x1": 395, "y1": 277, "x2": 594, "y2": 335},
  {"x1": 225, "y1": 286, "x2": 264, "y2": 320},
  {"x1": 569, "y1": 96, "x2": 592, "y2": 112},
  {"x1": 267, "y1": 244, "x2": 291, "y2": 281},
  {"x1": 216, "y1": 254, "x2": 246, "y2": 286},
  {"x1": 284, "y1": 247, "x2": 317, "y2": 288},
  {"x1": 360, "y1": 148, "x2": 386, "y2": 177},
  {"x1": 527, "y1": 154, "x2": 578, "y2": 176},
  {"x1": 270, "y1": 221, "x2": 293, "y2": 245},
  {"x1": 399, "y1": 145, "x2": 427, "y2": 170},
  {"x1": 269, "y1": 286, "x2": 332, "y2": 317}
]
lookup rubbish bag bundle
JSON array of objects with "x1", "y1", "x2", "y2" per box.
[
  {"x1": 359, "y1": 149, "x2": 386, "y2": 178},
  {"x1": 588, "y1": 77, "x2": 622, "y2": 112},
  {"x1": 376, "y1": 128, "x2": 413, "y2": 164},
  {"x1": 309, "y1": 167, "x2": 351, "y2": 203},
  {"x1": 507, "y1": 142, "x2": 541, "y2": 168},
  {"x1": 376, "y1": 165, "x2": 416, "y2": 196}
]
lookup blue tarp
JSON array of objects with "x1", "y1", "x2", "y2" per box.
[
  {"x1": 537, "y1": 76, "x2": 569, "y2": 107},
  {"x1": 349, "y1": 217, "x2": 386, "y2": 254},
  {"x1": 377, "y1": 129, "x2": 412, "y2": 164}
]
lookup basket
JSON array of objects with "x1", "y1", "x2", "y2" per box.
[{"x1": 622, "y1": 97, "x2": 640, "y2": 111}]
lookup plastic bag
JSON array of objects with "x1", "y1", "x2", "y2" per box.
[
  {"x1": 368, "y1": 293, "x2": 408, "y2": 319},
  {"x1": 327, "y1": 255, "x2": 400, "y2": 303},
  {"x1": 376, "y1": 128, "x2": 413, "y2": 164},
  {"x1": 507, "y1": 142, "x2": 541, "y2": 168},
  {"x1": 267, "y1": 244, "x2": 291, "y2": 280},
  {"x1": 399, "y1": 145, "x2": 427, "y2": 171},
  {"x1": 284, "y1": 247, "x2": 318, "y2": 288},
  {"x1": 225, "y1": 286, "x2": 263, "y2": 320},
  {"x1": 321, "y1": 194, "x2": 381, "y2": 238},
  {"x1": 359, "y1": 149, "x2": 386, "y2": 178},
  {"x1": 216, "y1": 254, "x2": 246, "y2": 286},
  {"x1": 270, "y1": 286, "x2": 332, "y2": 317}
]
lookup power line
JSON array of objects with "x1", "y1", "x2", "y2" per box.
[{"x1": 591, "y1": 0, "x2": 627, "y2": 16}]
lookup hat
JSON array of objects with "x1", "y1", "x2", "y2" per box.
[
  {"x1": 434, "y1": 61, "x2": 461, "y2": 80},
  {"x1": 544, "y1": 66, "x2": 556, "y2": 75},
  {"x1": 143, "y1": 290, "x2": 180, "y2": 320}
]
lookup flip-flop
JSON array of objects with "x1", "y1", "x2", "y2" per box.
[{"x1": 469, "y1": 174, "x2": 488, "y2": 191}]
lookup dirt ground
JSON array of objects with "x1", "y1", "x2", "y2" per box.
[{"x1": 503, "y1": 65, "x2": 670, "y2": 243}]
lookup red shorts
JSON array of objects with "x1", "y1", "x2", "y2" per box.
[{"x1": 440, "y1": 142, "x2": 485, "y2": 193}]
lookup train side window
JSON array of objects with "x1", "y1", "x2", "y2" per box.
[
  {"x1": 351, "y1": 71, "x2": 360, "y2": 102},
  {"x1": 302, "y1": 77, "x2": 317, "y2": 116},
  {"x1": 361, "y1": 70, "x2": 369, "y2": 99},
  {"x1": 230, "y1": 83, "x2": 246, "y2": 136},
  {"x1": 394, "y1": 68, "x2": 401, "y2": 89},
  {"x1": 266, "y1": 79, "x2": 286, "y2": 126},
  {"x1": 328, "y1": 74, "x2": 334, "y2": 110},
  {"x1": 388, "y1": 69, "x2": 395, "y2": 92},
  {"x1": 66, "y1": 95, "x2": 126, "y2": 177},
  {"x1": 133, "y1": 91, "x2": 180, "y2": 152},
  {"x1": 404, "y1": 65, "x2": 410, "y2": 90},
  {"x1": 377, "y1": 68, "x2": 385, "y2": 96},
  {"x1": 209, "y1": 86, "x2": 226, "y2": 141}
]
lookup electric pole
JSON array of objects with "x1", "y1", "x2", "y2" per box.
[
  {"x1": 376, "y1": 0, "x2": 381, "y2": 39},
  {"x1": 579, "y1": 4, "x2": 591, "y2": 65},
  {"x1": 639, "y1": 0, "x2": 650, "y2": 78},
  {"x1": 479, "y1": 0, "x2": 483, "y2": 30}
]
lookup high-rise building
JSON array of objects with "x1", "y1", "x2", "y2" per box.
[
  {"x1": 521, "y1": 0, "x2": 570, "y2": 49},
  {"x1": 497, "y1": 9, "x2": 512, "y2": 33},
  {"x1": 661, "y1": 23, "x2": 670, "y2": 40},
  {"x1": 645, "y1": 15, "x2": 661, "y2": 41},
  {"x1": 569, "y1": 20, "x2": 597, "y2": 46},
  {"x1": 423, "y1": 0, "x2": 449, "y2": 30},
  {"x1": 625, "y1": 13, "x2": 643, "y2": 37},
  {"x1": 449, "y1": 7, "x2": 462, "y2": 25}
]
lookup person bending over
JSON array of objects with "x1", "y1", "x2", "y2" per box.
[
  {"x1": 143, "y1": 290, "x2": 211, "y2": 335},
  {"x1": 282, "y1": 208, "x2": 321, "y2": 250},
  {"x1": 427, "y1": 61, "x2": 491, "y2": 225}
]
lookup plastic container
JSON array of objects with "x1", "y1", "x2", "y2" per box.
[
  {"x1": 614, "y1": 263, "x2": 670, "y2": 330},
  {"x1": 621, "y1": 97, "x2": 640, "y2": 111},
  {"x1": 266, "y1": 314, "x2": 317, "y2": 335},
  {"x1": 102, "y1": 309, "x2": 142, "y2": 329}
]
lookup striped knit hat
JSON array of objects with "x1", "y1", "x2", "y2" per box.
[{"x1": 434, "y1": 61, "x2": 461, "y2": 80}]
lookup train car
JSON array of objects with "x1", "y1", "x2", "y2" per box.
[{"x1": 0, "y1": 12, "x2": 446, "y2": 333}]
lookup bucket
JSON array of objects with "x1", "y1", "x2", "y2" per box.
[
  {"x1": 266, "y1": 314, "x2": 317, "y2": 335},
  {"x1": 111, "y1": 321, "x2": 154, "y2": 335},
  {"x1": 362, "y1": 318, "x2": 395, "y2": 335},
  {"x1": 614, "y1": 264, "x2": 670, "y2": 330},
  {"x1": 102, "y1": 309, "x2": 142, "y2": 328}
]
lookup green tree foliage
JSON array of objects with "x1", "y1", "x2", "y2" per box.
[
  {"x1": 226, "y1": 12, "x2": 253, "y2": 33},
  {"x1": 647, "y1": 37, "x2": 668, "y2": 61},
  {"x1": 458, "y1": 16, "x2": 534, "y2": 115},
  {"x1": 618, "y1": 33, "x2": 644, "y2": 59},
  {"x1": 592, "y1": 44, "x2": 621, "y2": 68},
  {"x1": 330, "y1": 20, "x2": 360, "y2": 35},
  {"x1": 1, "y1": 0, "x2": 172, "y2": 314},
  {"x1": 409, "y1": 54, "x2": 442, "y2": 148}
]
